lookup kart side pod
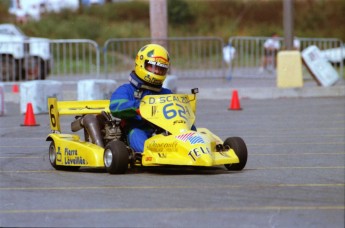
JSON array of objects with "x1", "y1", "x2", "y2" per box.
[{"x1": 47, "y1": 98, "x2": 111, "y2": 170}]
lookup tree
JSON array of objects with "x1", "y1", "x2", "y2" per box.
[{"x1": 168, "y1": 0, "x2": 194, "y2": 26}]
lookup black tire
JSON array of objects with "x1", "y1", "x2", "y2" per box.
[
  {"x1": 38, "y1": 59, "x2": 48, "y2": 80},
  {"x1": 1, "y1": 55, "x2": 17, "y2": 81},
  {"x1": 15, "y1": 59, "x2": 26, "y2": 81},
  {"x1": 224, "y1": 137, "x2": 247, "y2": 171},
  {"x1": 104, "y1": 141, "x2": 129, "y2": 174},
  {"x1": 26, "y1": 57, "x2": 47, "y2": 80},
  {"x1": 48, "y1": 141, "x2": 80, "y2": 171}
]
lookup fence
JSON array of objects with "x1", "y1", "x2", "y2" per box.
[
  {"x1": 0, "y1": 39, "x2": 51, "y2": 81},
  {"x1": 103, "y1": 37, "x2": 225, "y2": 80},
  {"x1": 50, "y1": 39, "x2": 100, "y2": 79},
  {"x1": 228, "y1": 36, "x2": 344, "y2": 78},
  {"x1": 1, "y1": 36, "x2": 344, "y2": 82},
  {"x1": 0, "y1": 39, "x2": 100, "y2": 82}
]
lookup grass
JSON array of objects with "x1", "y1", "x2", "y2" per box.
[{"x1": 1, "y1": 0, "x2": 344, "y2": 43}]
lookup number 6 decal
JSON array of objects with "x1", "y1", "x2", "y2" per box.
[
  {"x1": 163, "y1": 103, "x2": 177, "y2": 119},
  {"x1": 163, "y1": 103, "x2": 187, "y2": 120},
  {"x1": 50, "y1": 104, "x2": 56, "y2": 127}
]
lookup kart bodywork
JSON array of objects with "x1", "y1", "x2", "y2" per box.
[
  {"x1": 47, "y1": 99, "x2": 110, "y2": 169},
  {"x1": 46, "y1": 89, "x2": 247, "y2": 174}
]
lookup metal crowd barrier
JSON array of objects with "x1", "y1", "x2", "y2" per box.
[
  {"x1": 1, "y1": 36, "x2": 343, "y2": 82},
  {"x1": 0, "y1": 39, "x2": 100, "y2": 82},
  {"x1": 0, "y1": 40, "x2": 51, "y2": 82},
  {"x1": 49, "y1": 39, "x2": 100, "y2": 79},
  {"x1": 228, "y1": 36, "x2": 344, "y2": 78},
  {"x1": 103, "y1": 37, "x2": 225, "y2": 79}
]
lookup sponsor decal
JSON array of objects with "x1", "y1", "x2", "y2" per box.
[
  {"x1": 158, "y1": 152, "x2": 167, "y2": 158},
  {"x1": 144, "y1": 74, "x2": 162, "y2": 85},
  {"x1": 148, "y1": 141, "x2": 178, "y2": 153},
  {"x1": 151, "y1": 105, "x2": 157, "y2": 117},
  {"x1": 147, "y1": 60, "x2": 168, "y2": 69},
  {"x1": 173, "y1": 120, "x2": 186, "y2": 125},
  {"x1": 62, "y1": 147, "x2": 88, "y2": 165},
  {"x1": 176, "y1": 132, "x2": 205, "y2": 145},
  {"x1": 189, "y1": 135, "x2": 205, "y2": 144},
  {"x1": 56, "y1": 147, "x2": 62, "y2": 162},
  {"x1": 148, "y1": 95, "x2": 190, "y2": 104},
  {"x1": 188, "y1": 146, "x2": 211, "y2": 161},
  {"x1": 65, "y1": 148, "x2": 78, "y2": 156},
  {"x1": 176, "y1": 132, "x2": 194, "y2": 141},
  {"x1": 65, "y1": 156, "x2": 87, "y2": 165}
]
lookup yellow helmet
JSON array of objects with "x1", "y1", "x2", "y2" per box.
[{"x1": 132, "y1": 44, "x2": 170, "y2": 91}]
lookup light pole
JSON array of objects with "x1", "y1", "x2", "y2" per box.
[
  {"x1": 150, "y1": 0, "x2": 168, "y2": 48},
  {"x1": 283, "y1": 0, "x2": 294, "y2": 50}
]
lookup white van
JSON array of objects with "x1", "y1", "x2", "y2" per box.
[{"x1": 0, "y1": 24, "x2": 52, "y2": 81}]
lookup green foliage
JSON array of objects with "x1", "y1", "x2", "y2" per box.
[
  {"x1": 295, "y1": 0, "x2": 345, "y2": 39},
  {"x1": 99, "y1": 22, "x2": 150, "y2": 41},
  {"x1": 0, "y1": 0, "x2": 12, "y2": 22},
  {"x1": 81, "y1": 2, "x2": 149, "y2": 21},
  {"x1": 168, "y1": 0, "x2": 194, "y2": 26},
  {"x1": 0, "y1": 0, "x2": 344, "y2": 43}
]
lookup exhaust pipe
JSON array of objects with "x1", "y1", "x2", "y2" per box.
[{"x1": 71, "y1": 115, "x2": 104, "y2": 147}]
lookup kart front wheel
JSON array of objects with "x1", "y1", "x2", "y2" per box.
[
  {"x1": 104, "y1": 141, "x2": 129, "y2": 174},
  {"x1": 224, "y1": 137, "x2": 247, "y2": 171},
  {"x1": 48, "y1": 141, "x2": 80, "y2": 171}
]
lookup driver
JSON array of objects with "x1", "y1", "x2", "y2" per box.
[{"x1": 109, "y1": 44, "x2": 172, "y2": 153}]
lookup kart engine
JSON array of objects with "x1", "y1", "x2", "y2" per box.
[{"x1": 71, "y1": 112, "x2": 122, "y2": 147}]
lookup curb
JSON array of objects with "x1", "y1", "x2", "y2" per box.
[
  {"x1": 177, "y1": 85, "x2": 345, "y2": 100},
  {"x1": 4, "y1": 85, "x2": 345, "y2": 103}
]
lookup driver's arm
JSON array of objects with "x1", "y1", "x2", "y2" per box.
[{"x1": 109, "y1": 85, "x2": 141, "y2": 120}]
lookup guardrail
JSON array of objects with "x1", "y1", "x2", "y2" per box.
[{"x1": 228, "y1": 36, "x2": 344, "y2": 78}]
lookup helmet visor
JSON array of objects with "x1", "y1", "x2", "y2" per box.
[{"x1": 145, "y1": 60, "x2": 168, "y2": 76}]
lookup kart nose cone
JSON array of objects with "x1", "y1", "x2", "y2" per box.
[
  {"x1": 104, "y1": 149, "x2": 113, "y2": 167},
  {"x1": 197, "y1": 156, "x2": 213, "y2": 166}
]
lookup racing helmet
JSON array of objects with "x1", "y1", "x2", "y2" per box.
[{"x1": 130, "y1": 44, "x2": 170, "y2": 91}]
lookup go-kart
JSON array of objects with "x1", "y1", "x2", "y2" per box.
[{"x1": 46, "y1": 88, "x2": 247, "y2": 174}]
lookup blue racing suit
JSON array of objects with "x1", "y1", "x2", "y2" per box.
[{"x1": 109, "y1": 82, "x2": 172, "y2": 153}]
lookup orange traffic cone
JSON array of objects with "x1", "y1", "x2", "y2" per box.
[
  {"x1": 21, "y1": 103, "x2": 40, "y2": 126},
  {"x1": 12, "y1": 84, "x2": 19, "y2": 93},
  {"x1": 228, "y1": 90, "x2": 242, "y2": 110}
]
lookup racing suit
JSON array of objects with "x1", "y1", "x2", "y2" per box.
[{"x1": 109, "y1": 80, "x2": 172, "y2": 153}]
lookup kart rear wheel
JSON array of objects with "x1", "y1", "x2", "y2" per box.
[
  {"x1": 48, "y1": 141, "x2": 80, "y2": 171},
  {"x1": 104, "y1": 141, "x2": 129, "y2": 174},
  {"x1": 224, "y1": 137, "x2": 247, "y2": 171}
]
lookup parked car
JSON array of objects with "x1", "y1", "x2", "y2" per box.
[{"x1": 0, "y1": 23, "x2": 52, "y2": 81}]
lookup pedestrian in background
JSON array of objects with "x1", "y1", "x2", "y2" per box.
[{"x1": 260, "y1": 33, "x2": 280, "y2": 73}]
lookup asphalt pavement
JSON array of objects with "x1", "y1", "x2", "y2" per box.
[{"x1": 0, "y1": 80, "x2": 344, "y2": 227}]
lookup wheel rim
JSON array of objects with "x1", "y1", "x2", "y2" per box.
[
  {"x1": 104, "y1": 149, "x2": 113, "y2": 167},
  {"x1": 49, "y1": 144, "x2": 56, "y2": 164}
]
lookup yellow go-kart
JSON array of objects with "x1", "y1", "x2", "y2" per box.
[{"x1": 46, "y1": 88, "x2": 247, "y2": 174}]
